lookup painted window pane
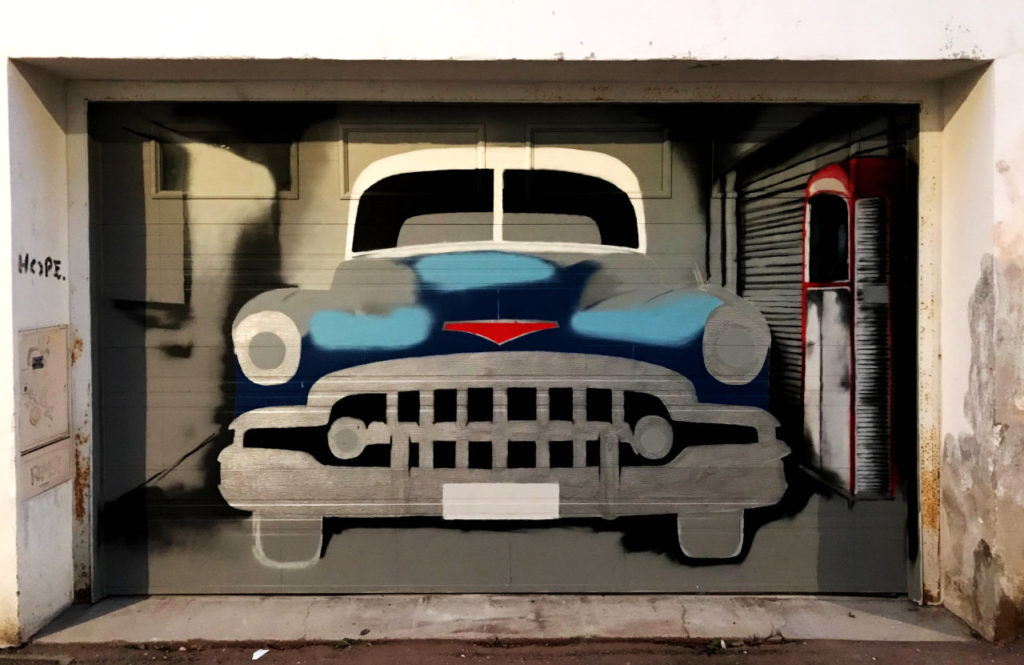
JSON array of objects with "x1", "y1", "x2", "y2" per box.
[
  {"x1": 352, "y1": 169, "x2": 494, "y2": 252},
  {"x1": 158, "y1": 139, "x2": 294, "y2": 196},
  {"x1": 502, "y1": 170, "x2": 638, "y2": 248},
  {"x1": 807, "y1": 194, "x2": 849, "y2": 283}
]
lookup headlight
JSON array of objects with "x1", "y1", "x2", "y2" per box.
[
  {"x1": 702, "y1": 305, "x2": 770, "y2": 385},
  {"x1": 233, "y1": 311, "x2": 302, "y2": 386}
]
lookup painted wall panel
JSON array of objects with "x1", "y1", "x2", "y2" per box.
[{"x1": 90, "y1": 102, "x2": 913, "y2": 594}]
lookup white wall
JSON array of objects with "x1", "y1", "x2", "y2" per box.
[
  {"x1": 940, "y1": 68, "x2": 993, "y2": 442},
  {"x1": 1, "y1": 0, "x2": 1022, "y2": 61},
  {"x1": 2, "y1": 62, "x2": 74, "y2": 643},
  {"x1": 0, "y1": 60, "x2": 23, "y2": 648}
]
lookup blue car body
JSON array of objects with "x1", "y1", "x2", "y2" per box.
[{"x1": 234, "y1": 250, "x2": 770, "y2": 415}]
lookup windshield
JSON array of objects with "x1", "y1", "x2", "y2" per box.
[
  {"x1": 502, "y1": 169, "x2": 638, "y2": 248},
  {"x1": 351, "y1": 168, "x2": 639, "y2": 253},
  {"x1": 352, "y1": 169, "x2": 493, "y2": 252}
]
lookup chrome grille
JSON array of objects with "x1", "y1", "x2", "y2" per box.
[{"x1": 393, "y1": 386, "x2": 626, "y2": 470}]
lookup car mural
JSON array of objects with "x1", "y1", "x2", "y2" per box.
[{"x1": 218, "y1": 147, "x2": 790, "y2": 568}]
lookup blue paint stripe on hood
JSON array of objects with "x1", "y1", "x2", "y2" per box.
[
  {"x1": 571, "y1": 291, "x2": 722, "y2": 346},
  {"x1": 413, "y1": 251, "x2": 555, "y2": 291},
  {"x1": 309, "y1": 306, "x2": 432, "y2": 350}
]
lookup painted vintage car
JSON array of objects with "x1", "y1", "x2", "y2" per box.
[{"x1": 218, "y1": 147, "x2": 790, "y2": 567}]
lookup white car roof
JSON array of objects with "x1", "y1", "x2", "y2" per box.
[{"x1": 345, "y1": 146, "x2": 647, "y2": 259}]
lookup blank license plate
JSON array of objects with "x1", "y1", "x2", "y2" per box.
[{"x1": 442, "y1": 483, "x2": 559, "y2": 520}]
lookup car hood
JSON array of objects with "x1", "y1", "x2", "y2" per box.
[{"x1": 234, "y1": 250, "x2": 768, "y2": 413}]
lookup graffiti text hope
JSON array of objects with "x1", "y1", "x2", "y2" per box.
[{"x1": 17, "y1": 253, "x2": 66, "y2": 281}]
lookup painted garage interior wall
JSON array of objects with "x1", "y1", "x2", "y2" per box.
[
  {"x1": 88, "y1": 102, "x2": 916, "y2": 594},
  {"x1": 720, "y1": 107, "x2": 918, "y2": 489}
]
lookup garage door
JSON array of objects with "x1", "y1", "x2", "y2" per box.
[{"x1": 91, "y1": 102, "x2": 917, "y2": 594}]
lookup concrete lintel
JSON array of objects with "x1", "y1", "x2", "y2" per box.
[
  {"x1": 17, "y1": 57, "x2": 985, "y2": 85},
  {"x1": 34, "y1": 595, "x2": 972, "y2": 644}
]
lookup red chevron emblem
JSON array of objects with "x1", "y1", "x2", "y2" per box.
[{"x1": 443, "y1": 320, "x2": 558, "y2": 345}]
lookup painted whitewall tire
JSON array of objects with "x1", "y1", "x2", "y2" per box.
[
  {"x1": 251, "y1": 515, "x2": 324, "y2": 569},
  {"x1": 676, "y1": 510, "x2": 745, "y2": 559}
]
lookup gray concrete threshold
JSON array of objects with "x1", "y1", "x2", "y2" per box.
[{"x1": 33, "y1": 595, "x2": 972, "y2": 644}]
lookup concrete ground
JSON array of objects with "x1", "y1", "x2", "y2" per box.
[
  {"x1": 11, "y1": 596, "x2": 1022, "y2": 665},
  {"x1": 34, "y1": 595, "x2": 971, "y2": 643}
]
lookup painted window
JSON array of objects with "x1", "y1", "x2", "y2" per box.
[{"x1": 806, "y1": 194, "x2": 849, "y2": 283}]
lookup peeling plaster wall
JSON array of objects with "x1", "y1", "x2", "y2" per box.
[
  {"x1": 980, "y1": 54, "x2": 1024, "y2": 640},
  {"x1": 941, "y1": 55, "x2": 1024, "y2": 641}
]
